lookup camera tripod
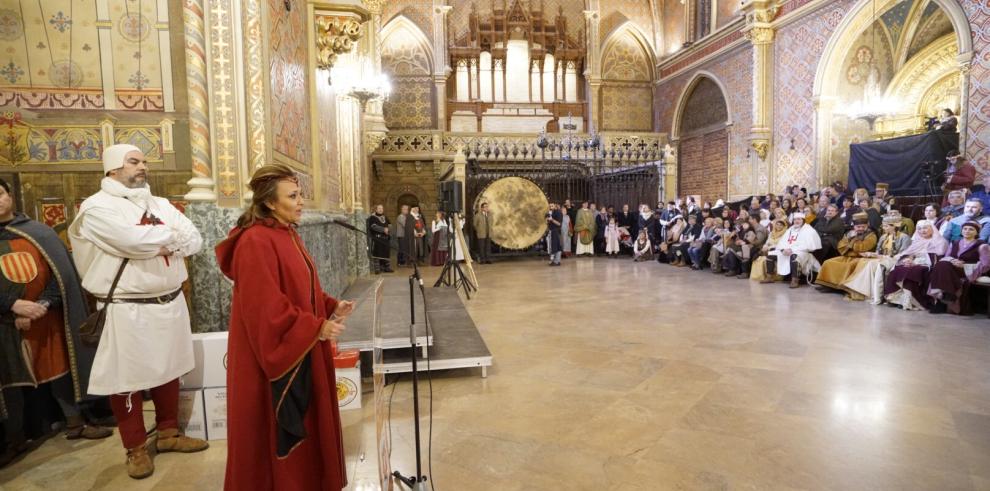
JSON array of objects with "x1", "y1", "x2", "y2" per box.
[{"x1": 433, "y1": 213, "x2": 476, "y2": 299}]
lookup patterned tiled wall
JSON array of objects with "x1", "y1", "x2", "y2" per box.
[
  {"x1": 382, "y1": 20, "x2": 435, "y2": 130},
  {"x1": 773, "y1": 0, "x2": 853, "y2": 190},
  {"x1": 962, "y1": 1, "x2": 990, "y2": 172},
  {"x1": 268, "y1": 0, "x2": 311, "y2": 164},
  {"x1": 655, "y1": 44, "x2": 753, "y2": 197},
  {"x1": 600, "y1": 1, "x2": 657, "y2": 50}
]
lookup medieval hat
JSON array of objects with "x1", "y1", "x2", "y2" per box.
[
  {"x1": 102, "y1": 144, "x2": 141, "y2": 175},
  {"x1": 852, "y1": 212, "x2": 870, "y2": 225},
  {"x1": 882, "y1": 210, "x2": 903, "y2": 227},
  {"x1": 876, "y1": 183, "x2": 889, "y2": 191}
]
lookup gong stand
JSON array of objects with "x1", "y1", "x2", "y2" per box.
[{"x1": 463, "y1": 139, "x2": 663, "y2": 256}]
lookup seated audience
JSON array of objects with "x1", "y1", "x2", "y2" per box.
[
  {"x1": 813, "y1": 204, "x2": 845, "y2": 263},
  {"x1": 688, "y1": 217, "x2": 718, "y2": 270},
  {"x1": 858, "y1": 198, "x2": 882, "y2": 231},
  {"x1": 929, "y1": 221, "x2": 989, "y2": 314},
  {"x1": 671, "y1": 214, "x2": 702, "y2": 267},
  {"x1": 873, "y1": 183, "x2": 891, "y2": 213},
  {"x1": 839, "y1": 195, "x2": 858, "y2": 227},
  {"x1": 942, "y1": 198, "x2": 990, "y2": 242},
  {"x1": 942, "y1": 190, "x2": 965, "y2": 221},
  {"x1": 764, "y1": 213, "x2": 822, "y2": 288},
  {"x1": 751, "y1": 219, "x2": 788, "y2": 282},
  {"x1": 632, "y1": 230, "x2": 653, "y2": 261},
  {"x1": 723, "y1": 216, "x2": 767, "y2": 278},
  {"x1": 657, "y1": 215, "x2": 685, "y2": 263},
  {"x1": 971, "y1": 174, "x2": 990, "y2": 211},
  {"x1": 884, "y1": 220, "x2": 949, "y2": 310},
  {"x1": 843, "y1": 211, "x2": 912, "y2": 303},
  {"x1": 816, "y1": 213, "x2": 879, "y2": 295}
]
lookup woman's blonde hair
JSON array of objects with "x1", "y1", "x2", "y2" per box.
[{"x1": 236, "y1": 163, "x2": 299, "y2": 228}]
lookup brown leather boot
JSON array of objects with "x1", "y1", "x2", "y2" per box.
[
  {"x1": 126, "y1": 445, "x2": 154, "y2": 479},
  {"x1": 156, "y1": 428, "x2": 209, "y2": 453},
  {"x1": 789, "y1": 275, "x2": 801, "y2": 288},
  {"x1": 65, "y1": 415, "x2": 114, "y2": 440}
]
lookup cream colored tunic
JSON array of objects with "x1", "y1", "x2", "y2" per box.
[{"x1": 68, "y1": 179, "x2": 202, "y2": 395}]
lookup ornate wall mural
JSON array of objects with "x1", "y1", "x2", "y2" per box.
[
  {"x1": 906, "y1": 9, "x2": 954, "y2": 61},
  {"x1": 601, "y1": 30, "x2": 653, "y2": 131},
  {"x1": 268, "y1": 0, "x2": 311, "y2": 165},
  {"x1": 600, "y1": 2, "x2": 656, "y2": 48},
  {"x1": 381, "y1": 18, "x2": 434, "y2": 130},
  {"x1": 0, "y1": 0, "x2": 173, "y2": 111}
]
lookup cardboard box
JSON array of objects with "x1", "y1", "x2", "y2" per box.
[
  {"x1": 336, "y1": 361, "x2": 362, "y2": 410},
  {"x1": 183, "y1": 332, "x2": 229, "y2": 389},
  {"x1": 177, "y1": 389, "x2": 207, "y2": 440},
  {"x1": 203, "y1": 387, "x2": 228, "y2": 441}
]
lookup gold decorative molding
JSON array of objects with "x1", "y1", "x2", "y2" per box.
[
  {"x1": 315, "y1": 16, "x2": 364, "y2": 75},
  {"x1": 751, "y1": 140, "x2": 770, "y2": 161},
  {"x1": 361, "y1": 0, "x2": 384, "y2": 15},
  {"x1": 746, "y1": 27, "x2": 775, "y2": 45}
]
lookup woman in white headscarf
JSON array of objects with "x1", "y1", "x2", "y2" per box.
[{"x1": 883, "y1": 220, "x2": 949, "y2": 310}]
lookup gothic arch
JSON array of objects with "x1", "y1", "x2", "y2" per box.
[
  {"x1": 598, "y1": 22, "x2": 656, "y2": 132},
  {"x1": 380, "y1": 15, "x2": 434, "y2": 76},
  {"x1": 380, "y1": 15, "x2": 435, "y2": 129},
  {"x1": 672, "y1": 73, "x2": 732, "y2": 202},
  {"x1": 599, "y1": 22, "x2": 657, "y2": 81},
  {"x1": 812, "y1": 0, "x2": 972, "y2": 184},
  {"x1": 670, "y1": 72, "x2": 732, "y2": 141}
]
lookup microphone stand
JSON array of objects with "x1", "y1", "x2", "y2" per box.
[{"x1": 329, "y1": 219, "x2": 429, "y2": 491}]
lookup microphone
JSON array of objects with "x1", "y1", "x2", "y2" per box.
[{"x1": 332, "y1": 219, "x2": 363, "y2": 233}]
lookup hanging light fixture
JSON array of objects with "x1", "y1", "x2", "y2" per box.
[{"x1": 842, "y1": 0, "x2": 901, "y2": 130}]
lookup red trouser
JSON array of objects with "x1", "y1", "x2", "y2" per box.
[{"x1": 108, "y1": 378, "x2": 180, "y2": 449}]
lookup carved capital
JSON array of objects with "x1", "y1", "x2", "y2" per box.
[
  {"x1": 751, "y1": 139, "x2": 770, "y2": 161},
  {"x1": 434, "y1": 5, "x2": 452, "y2": 16},
  {"x1": 315, "y1": 16, "x2": 363, "y2": 74},
  {"x1": 960, "y1": 62, "x2": 972, "y2": 75},
  {"x1": 362, "y1": 0, "x2": 385, "y2": 15},
  {"x1": 365, "y1": 132, "x2": 386, "y2": 154},
  {"x1": 746, "y1": 26, "x2": 775, "y2": 45}
]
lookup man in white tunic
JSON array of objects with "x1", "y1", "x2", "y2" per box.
[
  {"x1": 68, "y1": 144, "x2": 208, "y2": 479},
  {"x1": 768, "y1": 212, "x2": 822, "y2": 288}
]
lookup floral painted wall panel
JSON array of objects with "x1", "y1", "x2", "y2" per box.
[{"x1": 268, "y1": 0, "x2": 311, "y2": 164}]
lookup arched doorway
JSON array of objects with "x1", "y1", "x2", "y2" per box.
[
  {"x1": 813, "y1": 0, "x2": 972, "y2": 186},
  {"x1": 396, "y1": 193, "x2": 420, "y2": 214},
  {"x1": 673, "y1": 75, "x2": 731, "y2": 202}
]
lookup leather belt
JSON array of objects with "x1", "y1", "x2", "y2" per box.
[{"x1": 96, "y1": 289, "x2": 182, "y2": 305}]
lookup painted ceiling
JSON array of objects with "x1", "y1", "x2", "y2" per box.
[{"x1": 0, "y1": 0, "x2": 169, "y2": 92}]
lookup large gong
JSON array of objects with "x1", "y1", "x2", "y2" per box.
[{"x1": 473, "y1": 177, "x2": 549, "y2": 250}]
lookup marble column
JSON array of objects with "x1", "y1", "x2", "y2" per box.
[{"x1": 183, "y1": 0, "x2": 216, "y2": 202}]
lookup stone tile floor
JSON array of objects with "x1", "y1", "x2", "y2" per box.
[{"x1": 2, "y1": 257, "x2": 989, "y2": 490}]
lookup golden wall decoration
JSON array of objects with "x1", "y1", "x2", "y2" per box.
[{"x1": 315, "y1": 16, "x2": 363, "y2": 74}]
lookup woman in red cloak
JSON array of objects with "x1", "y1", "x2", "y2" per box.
[{"x1": 216, "y1": 164, "x2": 354, "y2": 490}]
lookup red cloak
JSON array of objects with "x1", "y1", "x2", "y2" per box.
[{"x1": 216, "y1": 220, "x2": 346, "y2": 491}]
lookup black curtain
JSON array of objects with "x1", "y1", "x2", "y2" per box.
[{"x1": 848, "y1": 131, "x2": 958, "y2": 196}]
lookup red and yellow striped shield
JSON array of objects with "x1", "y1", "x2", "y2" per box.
[{"x1": 1, "y1": 252, "x2": 38, "y2": 284}]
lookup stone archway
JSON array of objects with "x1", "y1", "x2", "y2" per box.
[
  {"x1": 674, "y1": 75, "x2": 731, "y2": 202},
  {"x1": 812, "y1": 0, "x2": 973, "y2": 185}
]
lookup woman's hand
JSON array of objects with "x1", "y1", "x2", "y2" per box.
[
  {"x1": 14, "y1": 316, "x2": 31, "y2": 331},
  {"x1": 319, "y1": 318, "x2": 346, "y2": 341},
  {"x1": 333, "y1": 300, "x2": 355, "y2": 319}
]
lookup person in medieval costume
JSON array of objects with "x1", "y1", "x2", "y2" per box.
[
  {"x1": 68, "y1": 144, "x2": 208, "y2": 479},
  {"x1": 764, "y1": 212, "x2": 821, "y2": 288},
  {"x1": 574, "y1": 202, "x2": 597, "y2": 256},
  {"x1": 883, "y1": 220, "x2": 949, "y2": 310},
  {"x1": 815, "y1": 212, "x2": 879, "y2": 295},
  {"x1": 366, "y1": 204, "x2": 392, "y2": 274},
  {"x1": 560, "y1": 208, "x2": 572, "y2": 258},
  {"x1": 430, "y1": 210, "x2": 449, "y2": 267},
  {"x1": 928, "y1": 221, "x2": 989, "y2": 314},
  {"x1": 216, "y1": 164, "x2": 352, "y2": 491},
  {"x1": 395, "y1": 205, "x2": 409, "y2": 266},
  {"x1": 842, "y1": 211, "x2": 912, "y2": 303},
  {"x1": 0, "y1": 178, "x2": 112, "y2": 467}
]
